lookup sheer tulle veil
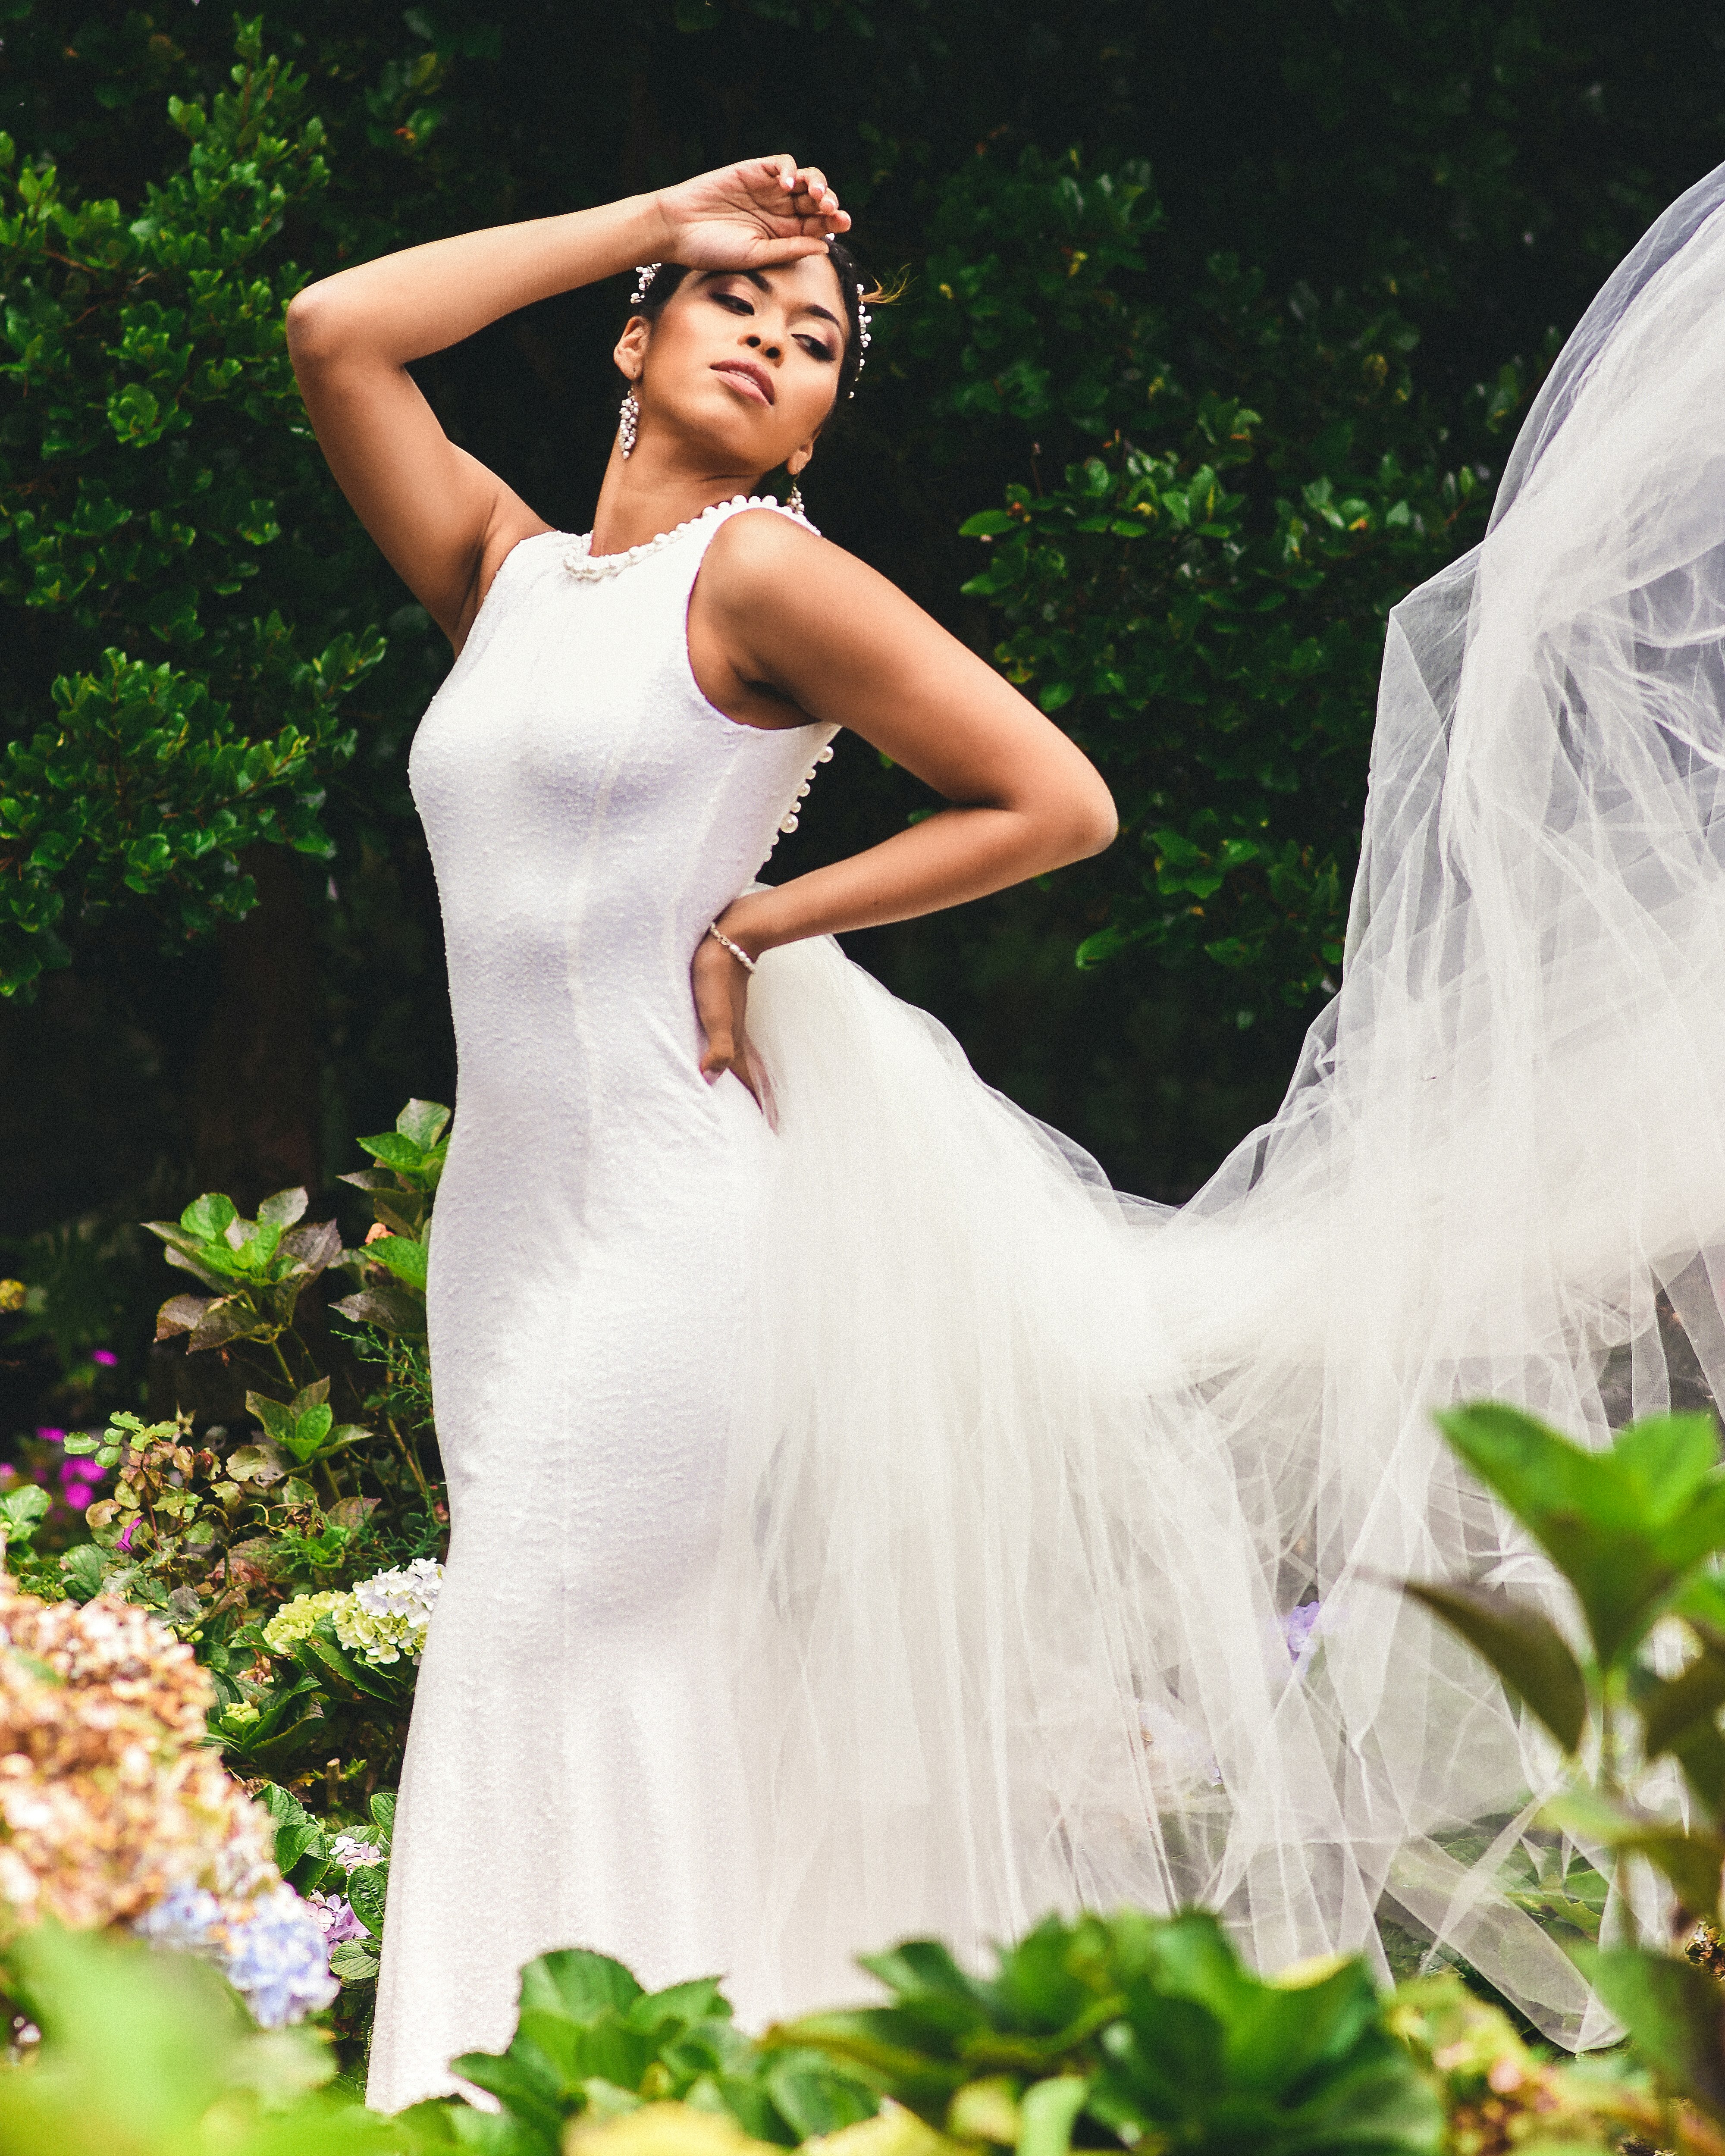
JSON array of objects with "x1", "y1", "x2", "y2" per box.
[{"x1": 713, "y1": 160, "x2": 1725, "y2": 2047}]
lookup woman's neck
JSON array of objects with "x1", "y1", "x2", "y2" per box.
[{"x1": 590, "y1": 445, "x2": 765, "y2": 555}]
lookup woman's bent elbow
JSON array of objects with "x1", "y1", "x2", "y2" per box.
[
  {"x1": 285, "y1": 283, "x2": 347, "y2": 370},
  {"x1": 1063, "y1": 780, "x2": 1119, "y2": 862}
]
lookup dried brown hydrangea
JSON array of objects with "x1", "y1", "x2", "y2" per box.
[{"x1": 0, "y1": 1579, "x2": 276, "y2": 1933}]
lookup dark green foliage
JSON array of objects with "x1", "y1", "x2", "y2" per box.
[
  {"x1": 781, "y1": 1911, "x2": 1443, "y2": 2156},
  {"x1": 1433, "y1": 1405, "x2": 1725, "y2": 1677},
  {"x1": 444, "y1": 1947, "x2": 879, "y2": 2156},
  {"x1": 1416, "y1": 1402, "x2": 1725, "y2": 2125},
  {"x1": 0, "y1": 1922, "x2": 409, "y2": 2153},
  {"x1": 0, "y1": 20, "x2": 385, "y2": 998},
  {"x1": 923, "y1": 150, "x2": 1491, "y2": 1003}
]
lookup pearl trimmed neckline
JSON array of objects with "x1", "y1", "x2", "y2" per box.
[{"x1": 562, "y1": 493, "x2": 817, "y2": 581}]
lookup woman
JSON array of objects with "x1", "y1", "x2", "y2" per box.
[{"x1": 292, "y1": 154, "x2": 1725, "y2": 2108}]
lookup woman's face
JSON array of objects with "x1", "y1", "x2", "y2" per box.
[{"x1": 618, "y1": 255, "x2": 849, "y2": 475}]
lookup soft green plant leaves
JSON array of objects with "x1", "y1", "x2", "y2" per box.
[
  {"x1": 521, "y1": 1949, "x2": 645, "y2": 2025},
  {"x1": 0, "y1": 1923, "x2": 399, "y2": 2155},
  {"x1": 0, "y1": 1483, "x2": 50, "y2": 1550},
  {"x1": 1640, "y1": 1642, "x2": 1725, "y2": 1765},
  {"x1": 1575, "y1": 1946, "x2": 1725, "y2": 2121},
  {"x1": 331, "y1": 1279, "x2": 429, "y2": 1337},
  {"x1": 361, "y1": 1131, "x2": 433, "y2": 1173},
  {"x1": 1435, "y1": 1404, "x2": 1725, "y2": 1670},
  {"x1": 367, "y1": 1235, "x2": 430, "y2": 1293},
  {"x1": 1401, "y1": 1579, "x2": 1587, "y2": 1753},
  {"x1": 346, "y1": 1863, "x2": 389, "y2": 1937},
  {"x1": 1014, "y1": 2075, "x2": 1087, "y2": 2156},
  {"x1": 257, "y1": 1187, "x2": 310, "y2": 1229},
  {"x1": 1544, "y1": 1788, "x2": 1725, "y2": 1922},
  {"x1": 179, "y1": 1192, "x2": 238, "y2": 1243},
  {"x1": 397, "y1": 1098, "x2": 452, "y2": 1150},
  {"x1": 945, "y1": 2077, "x2": 1020, "y2": 2143},
  {"x1": 461, "y1": 1950, "x2": 877, "y2": 2154},
  {"x1": 791, "y1": 1912, "x2": 1439, "y2": 2156},
  {"x1": 762, "y1": 2057, "x2": 879, "y2": 2140}
]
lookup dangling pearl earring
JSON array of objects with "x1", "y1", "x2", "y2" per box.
[
  {"x1": 618, "y1": 389, "x2": 639, "y2": 459},
  {"x1": 787, "y1": 480, "x2": 806, "y2": 517}
]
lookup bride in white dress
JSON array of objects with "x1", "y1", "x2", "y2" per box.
[{"x1": 289, "y1": 154, "x2": 1725, "y2": 2110}]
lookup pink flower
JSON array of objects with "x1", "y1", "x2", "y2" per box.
[
  {"x1": 59, "y1": 1461, "x2": 103, "y2": 1503},
  {"x1": 116, "y1": 1518, "x2": 139, "y2": 1553},
  {"x1": 34, "y1": 1428, "x2": 65, "y2": 1447},
  {"x1": 91, "y1": 1350, "x2": 118, "y2": 1369}
]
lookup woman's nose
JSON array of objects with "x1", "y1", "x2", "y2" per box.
[{"x1": 744, "y1": 334, "x2": 782, "y2": 360}]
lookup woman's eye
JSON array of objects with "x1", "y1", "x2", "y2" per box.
[
  {"x1": 797, "y1": 338, "x2": 836, "y2": 364},
  {"x1": 712, "y1": 291, "x2": 753, "y2": 315}
]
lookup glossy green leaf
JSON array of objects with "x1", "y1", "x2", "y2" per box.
[{"x1": 1401, "y1": 1579, "x2": 1587, "y2": 1752}]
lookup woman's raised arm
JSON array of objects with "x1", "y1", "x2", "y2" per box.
[{"x1": 286, "y1": 160, "x2": 850, "y2": 646}]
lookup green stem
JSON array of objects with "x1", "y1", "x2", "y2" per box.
[
  {"x1": 386, "y1": 1412, "x2": 431, "y2": 1506},
  {"x1": 268, "y1": 1335, "x2": 297, "y2": 1393}
]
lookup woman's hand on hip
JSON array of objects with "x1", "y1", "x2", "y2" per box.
[{"x1": 692, "y1": 931, "x2": 761, "y2": 1106}]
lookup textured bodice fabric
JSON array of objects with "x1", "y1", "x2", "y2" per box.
[{"x1": 369, "y1": 508, "x2": 835, "y2": 2109}]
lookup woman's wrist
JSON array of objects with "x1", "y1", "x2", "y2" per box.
[{"x1": 713, "y1": 889, "x2": 794, "y2": 960}]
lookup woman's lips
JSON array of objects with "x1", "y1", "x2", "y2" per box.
[{"x1": 711, "y1": 360, "x2": 775, "y2": 406}]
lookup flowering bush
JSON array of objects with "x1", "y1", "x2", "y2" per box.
[
  {"x1": 135, "y1": 1878, "x2": 338, "y2": 2028},
  {"x1": 335, "y1": 1558, "x2": 442, "y2": 1665},
  {"x1": 262, "y1": 1559, "x2": 442, "y2": 1672},
  {"x1": 0, "y1": 1576, "x2": 355, "y2": 2042},
  {"x1": 0, "y1": 1579, "x2": 273, "y2": 1933}
]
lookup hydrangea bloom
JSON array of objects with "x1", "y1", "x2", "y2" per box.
[
  {"x1": 0, "y1": 1584, "x2": 274, "y2": 1928},
  {"x1": 134, "y1": 1881, "x2": 222, "y2": 1954},
  {"x1": 333, "y1": 1558, "x2": 442, "y2": 1666},
  {"x1": 260, "y1": 1589, "x2": 348, "y2": 1657},
  {"x1": 328, "y1": 1832, "x2": 378, "y2": 1872},
  {"x1": 222, "y1": 1885, "x2": 340, "y2": 2027},
  {"x1": 1281, "y1": 1601, "x2": 1322, "y2": 1662},
  {"x1": 307, "y1": 1890, "x2": 369, "y2": 1947}
]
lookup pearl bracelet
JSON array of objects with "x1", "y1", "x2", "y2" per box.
[{"x1": 707, "y1": 924, "x2": 757, "y2": 973}]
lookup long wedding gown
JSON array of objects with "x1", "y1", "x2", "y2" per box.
[{"x1": 368, "y1": 162, "x2": 1725, "y2": 2111}]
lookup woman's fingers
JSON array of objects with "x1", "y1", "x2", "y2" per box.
[
  {"x1": 744, "y1": 157, "x2": 847, "y2": 229},
  {"x1": 693, "y1": 938, "x2": 758, "y2": 1099}
]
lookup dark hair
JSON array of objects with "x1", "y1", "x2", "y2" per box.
[{"x1": 628, "y1": 238, "x2": 877, "y2": 410}]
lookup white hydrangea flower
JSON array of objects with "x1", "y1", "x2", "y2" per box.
[
  {"x1": 333, "y1": 1558, "x2": 442, "y2": 1666},
  {"x1": 328, "y1": 1832, "x2": 378, "y2": 1873}
]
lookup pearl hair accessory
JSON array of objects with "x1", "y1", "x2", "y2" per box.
[
  {"x1": 562, "y1": 494, "x2": 819, "y2": 582},
  {"x1": 630, "y1": 263, "x2": 661, "y2": 307},
  {"x1": 826, "y1": 238, "x2": 872, "y2": 398},
  {"x1": 706, "y1": 924, "x2": 757, "y2": 971}
]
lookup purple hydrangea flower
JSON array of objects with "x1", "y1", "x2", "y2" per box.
[
  {"x1": 1281, "y1": 1601, "x2": 1322, "y2": 1663},
  {"x1": 222, "y1": 1887, "x2": 340, "y2": 2027},
  {"x1": 134, "y1": 1882, "x2": 222, "y2": 1954},
  {"x1": 307, "y1": 1891, "x2": 370, "y2": 1950}
]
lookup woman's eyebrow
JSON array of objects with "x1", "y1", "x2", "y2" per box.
[{"x1": 706, "y1": 268, "x2": 844, "y2": 336}]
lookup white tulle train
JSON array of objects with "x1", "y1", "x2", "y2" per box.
[{"x1": 717, "y1": 157, "x2": 1725, "y2": 2050}]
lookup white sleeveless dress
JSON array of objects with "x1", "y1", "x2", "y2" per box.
[
  {"x1": 370, "y1": 502, "x2": 840, "y2": 2108},
  {"x1": 371, "y1": 169, "x2": 1725, "y2": 2099}
]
